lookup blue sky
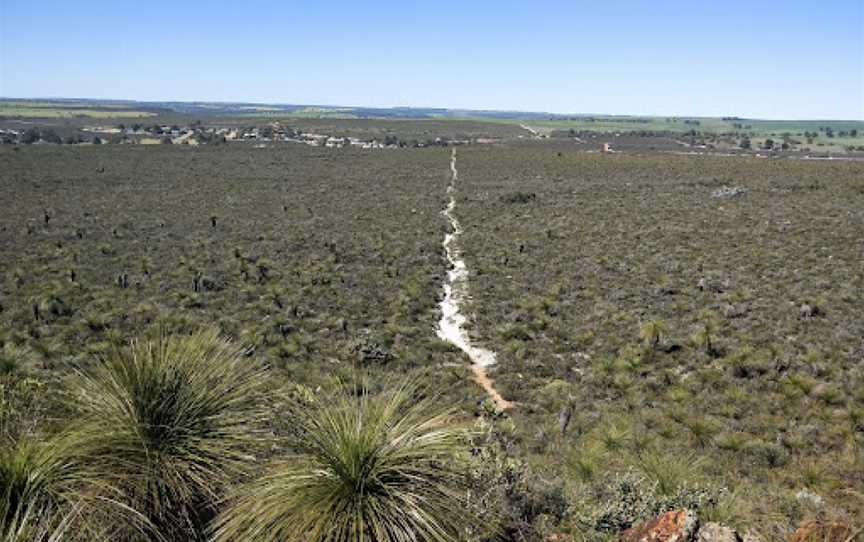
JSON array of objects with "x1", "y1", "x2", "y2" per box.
[{"x1": 1, "y1": 1, "x2": 862, "y2": 119}]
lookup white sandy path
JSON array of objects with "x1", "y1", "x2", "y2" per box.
[
  {"x1": 519, "y1": 124, "x2": 542, "y2": 139},
  {"x1": 436, "y1": 149, "x2": 513, "y2": 410}
]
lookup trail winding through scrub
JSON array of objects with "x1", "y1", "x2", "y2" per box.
[
  {"x1": 437, "y1": 149, "x2": 513, "y2": 410},
  {"x1": 519, "y1": 124, "x2": 542, "y2": 139}
]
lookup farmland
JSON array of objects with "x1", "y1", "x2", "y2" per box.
[
  {"x1": 1, "y1": 119, "x2": 864, "y2": 539},
  {"x1": 0, "y1": 100, "x2": 159, "y2": 119}
]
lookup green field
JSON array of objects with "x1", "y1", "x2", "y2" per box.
[
  {"x1": 0, "y1": 100, "x2": 157, "y2": 118},
  {"x1": 471, "y1": 115, "x2": 864, "y2": 138}
]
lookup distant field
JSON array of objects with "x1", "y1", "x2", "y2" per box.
[
  {"x1": 473, "y1": 115, "x2": 864, "y2": 138},
  {"x1": 285, "y1": 117, "x2": 526, "y2": 140},
  {"x1": 0, "y1": 100, "x2": 158, "y2": 118}
]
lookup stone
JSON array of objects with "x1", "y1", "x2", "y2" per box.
[
  {"x1": 711, "y1": 185, "x2": 747, "y2": 198},
  {"x1": 794, "y1": 488, "x2": 823, "y2": 507},
  {"x1": 697, "y1": 523, "x2": 741, "y2": 542},
  {"x1": 789, "y1": 521, "x2": 856, "y2": 542},
  {"x1": 722, "y1": 303, "x2": 746, "y2": 318},
  {"x1": 620, "y1": 510, "x2": 698, "y2": 542}
]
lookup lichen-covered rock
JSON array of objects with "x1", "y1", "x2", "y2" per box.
[
  {"x1": 711, "y1": 185, "x2": 747, "y2": 198},
  {"x1": 789, "y1": 521, "x2": 855, "y2": 542},
  {"x1": 697, "y1": 523, "x2": 741, "y2": 542},
  {"x1": 620, "y1": 510, "x2": 698, "y2": 542}
]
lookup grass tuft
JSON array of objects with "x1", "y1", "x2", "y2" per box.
[{"x1": 213, "y1": 381, "x2": 477, "y2": 542}]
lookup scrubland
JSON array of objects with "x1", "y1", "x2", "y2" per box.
[
  {"x1": 456, "y1": 142, "x2": 864, "y2": 535},
  {"x1": 2, "y1": 136, "x2": 863, "y2": 540}
]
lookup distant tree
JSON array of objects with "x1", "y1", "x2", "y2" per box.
[
  {"x1": 21, "y1": 128, "x2": 40, "y2": 144},
  {"x1": 92, "y1": 136, "x2": 102, "y2": 145},
  {"x1": 851, "y1": 129, "x2": 858, "y2": 137},
  {"x1": 160, "y1": 136, "x2": 173, "y2": 144},
  {"x1": 739, "y1": 137, "x2": 751, "y2": 150},
  {"x1": 781, "y1": 141, "x2": 790, "y2": 151},
  {"x1": 763, "y1": 138, "x2": 774, "y2": 150},
  {"x1": 40, "y1": 129, "x2": 61, "y2": 144}
]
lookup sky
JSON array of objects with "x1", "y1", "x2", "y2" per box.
[{"x1": 1, "y1": 1, "x2": 862, "y2": 120}]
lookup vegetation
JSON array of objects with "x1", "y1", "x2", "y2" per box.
[
  {"x1": 1, "y1": 131, "x2": 863, "y2": 539},
  {"x1": 213, "y1": 383, "x2": 476, "y2": 542},
  {"x1": 457, "y1": 144, "x2": 864, "y2": 535}
]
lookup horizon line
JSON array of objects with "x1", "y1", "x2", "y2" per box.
[{"x1": 2, "y1": 95, "x2": 862, "y2": 123}]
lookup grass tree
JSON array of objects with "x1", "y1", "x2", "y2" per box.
[
  {"x1": 1, "y1": 439, "x2": 75, "y2": 542},
  {"x1": 639, "y1": 319, "x2": 668, "y2": 350},
  {"x1": 212, "y1": 382, "x2": 477, "y2": 542},
  {"x1": 70, "y1": 329, "x2": 268, "y2": 541},
  {"x1": 691, "y1": 311, "x2": 721, "y2": 357}
]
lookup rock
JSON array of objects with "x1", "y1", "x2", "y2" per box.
[
  {"x1": 722, "y1": 303, "x2": 746, "y2": 319},
  {"x1": 789, "y1": 521, "x2": 856, "y2": 542},
  {"x1": 740, "y1": 531, "x2": 763, "y2": 542},
  {"x1": 799, "y1": 303, "x2": 814, "y2": 319},
  {"x1": 697, "y1": 523, "x2": 741, "y2": 542},
  {"x1": 697, "y1": 277, "x2": 726, "y2": 293},
  {"x1": 794, "y1": 488, "x2": 823, "y2": 507},
  {"x1": 711, "y1": 185, "x2": 747, "y2": 198},
  {"x1": 620, "y1": 510, "x2": 698, "y2": 542}
]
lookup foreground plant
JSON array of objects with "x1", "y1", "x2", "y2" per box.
[
  {"x1": 212, "y1": 382, "x2": 477, "y2": 542},
  {"x1": 1, "y1": 438, "x2": 74, "y2": 542},
  {"x1": 71, "y1": 329, "x2": 268, "y2": 540}
]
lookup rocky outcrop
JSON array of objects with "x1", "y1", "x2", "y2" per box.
[
  {"x1": 618, "y1": 511, "x2": 858, "y2": 542},
  {"x1": 620, "y1": 510, "x2": 698, "y2": 542},
  {"x1": 618, "y1": 512, "x2": 758, "y2": 542},
  {"x1": 697, "y1": 523, "x2": 742, "y2": 542},
  {"x1": 789, "y1": 521, "x2": 858, "y2": 542}
]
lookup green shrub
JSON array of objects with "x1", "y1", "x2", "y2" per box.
[
  {"x1": 213, "y1": 382, "x2": 477, "y2": 542},
  {"x1": 69, "y1": 329, "x2": 268, "y2": 540},
  {"x1": 742, "y1": 440, "x2": 789, "y2": 468},
  {"x1": 571, "y1": 470, "x2": 718, "y2": 534}
]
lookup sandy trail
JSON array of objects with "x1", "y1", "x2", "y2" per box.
[
  {"x1": 519, "y1": 124, "x2": 542, "y2": 139},
  {"x1": 436, "y1": 149, "x2": 513, "y2": 410}
]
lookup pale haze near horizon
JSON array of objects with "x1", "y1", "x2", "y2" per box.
[{"x1": 1, "y1": 0, "x2": 862, "y2": 120}]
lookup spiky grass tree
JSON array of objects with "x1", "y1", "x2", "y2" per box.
[
  {"x1": 212, "y1": 383, "x2": 477, "y2": 542},
  {"x1": 0, "y1": 436, "x2": 110, "y2": 542},
  {"x1": 639, "y1": 319, "x2": 667, "y2": 350},
  {"x1": 1, "y1": 439, "x2": 70, "y2": 541},
  {"x1": 70, "y1": 329, "x2": 268, "y2": 540}
]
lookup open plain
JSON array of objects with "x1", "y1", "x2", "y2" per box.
[{"x1": 2, "y1": 116, "x2": 864, "y2": 539}]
